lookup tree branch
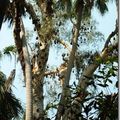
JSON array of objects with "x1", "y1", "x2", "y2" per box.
[
  {"x1": 56, "y1": 38, "x2": 71, "y2": 52},
  {"x1": 70, "y1": 35, "x2": 118, "y2": 119},
  {"x1": 102, "y1": 22, "x2": 118, "y2": 51}
]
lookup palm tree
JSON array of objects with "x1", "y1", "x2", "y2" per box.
[
  {"x1": 0, "y1": 70, "x2": 23, "y2": 120},
  {"x1": 0, "y1": 1, "x2": 32, "y2": 120}
]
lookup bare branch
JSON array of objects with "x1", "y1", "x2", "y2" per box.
[
  {"x1": 44, "y1": 69, "x2": 58, "y2": 76},
  {"x1": 56, "y1": 39, "x2": 71, "y2": 52},
  {"x1": 102, "y1": 22, "x2": 118, "y2": 51}
]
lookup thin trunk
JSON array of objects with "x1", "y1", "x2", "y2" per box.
[
  {"x1": 20, "y1": 19, "x2": 33, "y2": 120},
  {"x1": 13, "y1": 2, "x2": 32, "y2": 119},
  {"x1": 24, "y1": 42, "x2": 33, "y2": 120},
  {"x1": 55, "y1": 0, "x2": 84, "y2": 119}
]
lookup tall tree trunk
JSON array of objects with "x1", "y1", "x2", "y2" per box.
[
  {"x1": 13, "y1": 1, "x2": 32, "y2": 119},
  {"x1": 20, "y1": 19, "x2": 33, "y2": 120},
  {"x1": 55, "y1": 0, "x2": 84, "y2": 119},
  {"x1": 32, "y1": 44, "x2": 50, "y2": 120},
  {"x1": 25, "y1": 1, "x2": 53, "y2": 119},
  {"x1": 13, "y1": 1, "x2": 25, "y2": 77}
]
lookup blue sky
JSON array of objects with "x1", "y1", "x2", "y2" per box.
[{"x1": 0, "y1": 1, "x2": 117, "y2": 106}]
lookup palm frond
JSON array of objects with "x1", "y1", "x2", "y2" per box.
[
  {"x1": 4, "y1": 1, "x2": 26, "y2": 27},
  {"x1": 95, "y1": 0, "x2": 108, "y2": 15},
  {"x1": 0, "y1": 91, "x2": 23, "y2": 120},
  {"x1": 0, "y1": 0, "x2": 9, "y2": 29},
  {"x1": 3, "y1": 45, "x2": 16, "y2": 58},
  {"x1": 0, "y1": 71, "x2": 23, "y2": 120}
]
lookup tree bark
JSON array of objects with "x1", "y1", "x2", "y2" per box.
[
  {"x1": 55, "y1": 0, "x2": 84, "y2": 119},
  {"x1": 20, "y1": 19, "x2": 33, "y2": 120},
  {"x1": 25, "y1": 1, "x2": 53, "y2": 119}
]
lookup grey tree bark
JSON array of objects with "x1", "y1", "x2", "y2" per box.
[
  {"x1": 20, "y1": 19, "x2": 33, "y2": 120},
  {"x1": 25, "y1": 1, "x2": 53, "y2": 119},
  {"x1": 55, "y1": 0, "x2": 84, "y2": 119}
]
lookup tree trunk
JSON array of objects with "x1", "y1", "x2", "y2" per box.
[
  {"x1": 25, "y1": 1, "x2": 53, "y2": 119},
  {"x1": 55, "y1": 0, "x2": 84, "y2": 119},
  {"x1": 20, "y1": 19, "x2": 33, "y2": 120},
  {"x1": 32, "y1": 44, "x2": 50, "y2": 120},
  {"x1": 13, "y1": 1, "x2": 33, "y2": 119}
]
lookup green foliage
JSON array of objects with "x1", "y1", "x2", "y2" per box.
[
  {"x1": 3, "y1": 45, "x2": 16, "y2": 58},
  {"x1": 80, "y1": 58, "x2": 118, "y2": 119},
  {"x1": 82, "y1": 92, "x2": 118, "y2": 120}
]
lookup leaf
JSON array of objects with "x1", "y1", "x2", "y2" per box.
[
  {"x1": 3, "y1": 45, "x2": 16, "y2": 55},
  {"x1": 98, "y1": 70, "x2": 105, "y2": 75},
  {"x1": 97, "y1": 83, "x2": 108, "y2": 87},
  {"x1": 88, "y1": 101, "x2": 94, "y2": 107},
  {"x1": 57, "y1": 93, "x2": 61, "y2": 99},
  {"x1": 107, "y1": 79, "x2": 112, "y2": 84},
  {"x1": 84, "y1": 105, "x2": 92, "y2": 115},
  {"x1": 94, "y1": 74, "x2": 104, "y2": 79},
  {"x1": 73, "y1": 81, "x2": 76, "y2": 87}
]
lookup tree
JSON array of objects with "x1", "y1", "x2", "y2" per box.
[{"x1": 0, "y1": 0, "x2": 118, "y2": 120}]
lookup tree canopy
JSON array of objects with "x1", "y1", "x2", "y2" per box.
[{"x1": 0, "y1": 0, "x2": 118, "y2": 120}]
